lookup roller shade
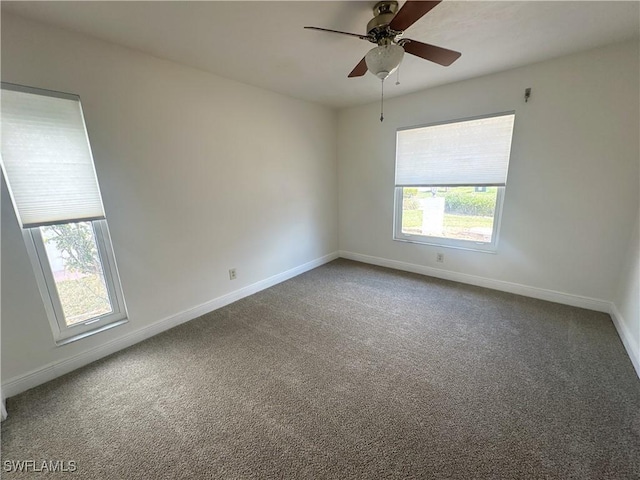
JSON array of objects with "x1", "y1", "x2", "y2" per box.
[
  {"x1": 395, "y1": 113, "x2": 515, "y2": 187},
  {"x1": 1, "y1": 83, "x2": 105, "y2": 228}
]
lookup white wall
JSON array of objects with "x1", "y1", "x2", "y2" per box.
[
  {"x1": 338, "y1": 40, "x2": 639, "y2": 304},
  {"x1": 613, "y1": 211, "x2": 640, "y2": 373},
  {"x1": 1, "y1": 14, "x2": 338, "y2": 384}
]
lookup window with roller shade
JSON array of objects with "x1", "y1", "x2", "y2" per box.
[
  {"x1": 393, "y1": 112, "x2": 515, "y2": 252},
  {"x1": 1, "y1": 83, "x2": 127, "y2": 344}
]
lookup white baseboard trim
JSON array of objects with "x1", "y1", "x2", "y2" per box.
[
  {"x1": 608, "y1": 303, "x2": 640, "y2": 378},
  {"x1": 2, "y1": 252, "x2": 339, "y2": 399},
  {"x1": 339, "y1": 251, "x2": 611, "y2": 312}
]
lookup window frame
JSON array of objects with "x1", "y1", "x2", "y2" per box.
[
  {"x1": 1, "y1": 82, "x2": 128, "y2": 346},
  {"x1": 22, "y1": 219, "x2": 128, "y2": 345},
  {"x1": 393, "y1": 111, "x2": 515, "y2": 253},
  {"x1": 393, "y1": 186, "x2": 506, "y2": 253}
]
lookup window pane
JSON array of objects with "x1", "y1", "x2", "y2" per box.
[
  {"x1": 40, "y1": 222, "x2": 113, "y2": 325},
  {"x1": 401, "y1": 187, "x2": 498, "y2": 243}
]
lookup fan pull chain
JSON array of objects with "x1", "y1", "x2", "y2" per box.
[
  {"x1": 380, "y1": 78, "x2": 385, "y2": 122},
  {"x1": 395, "y1": 66, "x2": 401, "y2": 86}
]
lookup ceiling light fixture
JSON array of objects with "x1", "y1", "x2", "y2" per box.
[
  {"x1": 365, "y1": 43, "x2": 404, "y2": 122},
  {"x1": 365, "y1": 43, "x2": 404, "y2": 80}
]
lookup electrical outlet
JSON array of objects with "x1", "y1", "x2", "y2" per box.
[
  {"x1": 229, "y1": 268, "x2": 237, "y2": 280},
  {"x1": 436, "y1": 253, "x2": 444, "y2": 263}
]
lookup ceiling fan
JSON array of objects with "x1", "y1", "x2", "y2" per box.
[{"x1": 304, "y1": 0, "x2": 461, "y2": 81}]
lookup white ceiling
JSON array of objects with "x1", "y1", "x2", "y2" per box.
[{"x1": 2, "y1": 1, "x2": 639, "y2": 108}]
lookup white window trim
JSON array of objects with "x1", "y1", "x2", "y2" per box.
[
  {"x1": 22, "y1": 219, "x2": 128, "y2": 345},
  {"x1": 393, "y1": 186, "x2": 506, "y2": 253}
]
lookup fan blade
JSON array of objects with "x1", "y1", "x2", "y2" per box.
[
  {"x1": 389, "y1": 1, "x2": 441, "y2": 31},
  {"x1": 403, "y1": 40, "x2": 461, "y2": 66},
  {"x1": 304, "y1": 26, "x2": 371, "y2": 41},
  {"x1": 348, "y1": 57, "x2": 368, "y2": 78}
]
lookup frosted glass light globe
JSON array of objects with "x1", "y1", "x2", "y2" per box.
[{"x1": 365, "y1": 44, "x2": 405, "y2": 80}]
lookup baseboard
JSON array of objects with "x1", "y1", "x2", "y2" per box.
[
  {"x1": 2, "y1": 251, "x2": 339, "y2": 399},
  {"x1": 338, "y1": 251, "x2": 611, "y2": 312},
  {"x1": 609, "y1": 303, "x2": 640, "y2": 378}
]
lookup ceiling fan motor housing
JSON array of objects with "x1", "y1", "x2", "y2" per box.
[{"x1": 367, "y1": 1, "x2": 400, "y2": 43}]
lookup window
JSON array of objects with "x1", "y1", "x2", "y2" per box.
[
  {"x1": 1, "y1": 83, "x2": 127, "y2": 344},
  {"x1": 393, "y1": 112, "x2": 515, "y2": 252}
]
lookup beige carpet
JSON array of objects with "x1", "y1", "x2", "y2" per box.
[{"x1": 2, "y1": 259, "x2": 639, "y2": 479}]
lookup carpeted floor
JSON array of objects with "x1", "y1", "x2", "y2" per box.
[{"x1": 2, "y1": 259, "x2": 639, "y2": 479}]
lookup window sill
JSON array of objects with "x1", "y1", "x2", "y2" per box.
[
  {"x1": 393, "y1": 235, "x2": 498, "y2": 254},
  {"x1": 55, "y1": 318, "x2": 129, "y2": 346}
]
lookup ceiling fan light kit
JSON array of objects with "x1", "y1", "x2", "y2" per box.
[
  {"x1": 305, "y1": 0, "x2": 461, "y2": 120},
  {"x1": 365, "y1": 43, "x2": 405, "y2": 80}
]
